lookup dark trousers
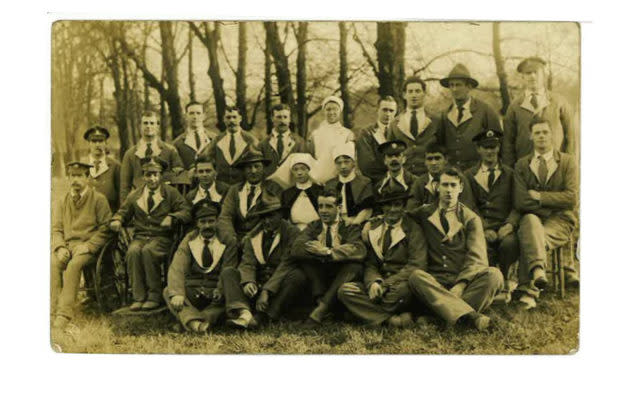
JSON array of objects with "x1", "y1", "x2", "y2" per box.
[
  {"x1": 126, "y1": 236, "x2": 172, "y2": 303},
  {"x1": 487, "y1": 232, "x2": 519, "y2": 278},
  {"x1": 338, "y1": 280, "x2": 413, "y2": 325},
  {"x1": 299, "y1": 261, "x2": 362, "y2": 307}
]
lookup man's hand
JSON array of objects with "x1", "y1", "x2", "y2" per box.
[
  {"x1": 170, "y1": 295, "x2": 185, "y2": 311},
  {"x1": 484, "y1": 230, "x2": 498, "y2": 243},
  {"x1": 55, "y1": 247, "x2": 71, "y2": 264},
  {"x1": 109, "y1": 220, "x2": 122, "y2": 232},
  {"x1": 160, "y1": 216, "x2": 173, "y2": 228},
  {"x1": 243, "y1": 282, "x2": 258, "y2": 298},
  {"x1": 256, "y1": 290, "x2": 269, "y2": 312},
  {"x1": 73, "y1": 244, "x2": 90, "y2": 256},
  {"x1": 368, "y1": 282, "x2": 384, "y2": 301},
  {"x1": 528, "y1": 190, "x2": 541, "y2": 201},
  {"x1": 304, "y1": 240, "x2": 329, "y2": 256},
  {"x1": 497, "y1": 223, "x2": 514, "y2": 240},
  {"x1": 449, "y1": 283, "x2": 466, "y2": 298},
  {"x1": 212, "y1": 289, "x2": 223, "y2": 304}
]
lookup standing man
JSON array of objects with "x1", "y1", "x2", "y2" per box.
[
  {"x1": 407, "y1": 166, "x2": 504, "y2": 330},
  {"x1": 324, "y1": 142, "x2": 374, "y2": 226},
  {"x1": 110, "y1": 157, "x2": 191, "y2": 311},
  {"x1": 163, "y1": 200, "x2": 241, "y2": 332},
  {"x1": 51, "y1": 162, "x2": 112, "y2": 329},
  {"x1": 290, "y1": 189, "x2": 366, "y2": 327},
  {"x1": 375, "y1": 140, "x2": 418, "y2": 195},
  {"x1": 83, "y1": 126, "x2": 121, "y2": 212},
  {"x1": 502, "y1": 57, "x2": 575, "y2": 167},
  {"x1": 513, "y1": 117, "x2": 578, "y2": 309},
  {"x1": 258, "y1": 104, "x2": 305, "y2": 177},
  {"x1": 387, "y1": 76, "x2": 440, "y2": 177},
  {"x1": 338, "y1": 184, "x2": 426, "y2": 327},
  {"x1": 217, "y1": 149, "x2": 283, "y2": 246},
  {"x1": 355, "y1": 96, "x2": 398, "y2": 182},
  {"x1": 281, "y1": 153, "x2": 322, "y2": 230},
  {"x1": 185, "y1": 156, "x2": 229, "y2": 206},
  {"x1": 438, "y1": 64, "x2": 503, "y2": 171},
  {"x1": 120, "y1": 111, "x2": 184, "y2": 203},
  {"x1": 173, "y1": 101, "x2": 218, "y2": 171},
  {"x1": 206, "y1": 106, "x2": 258, "y2": 185},
  {"x1": 464, "y1": 130, "x2": 520, "y2": 302}
]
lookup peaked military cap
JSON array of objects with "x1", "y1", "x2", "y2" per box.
[
  {"x1": 517, "y1": 57, "x2": 547, "y2": 73},
  {"x1": 472, "y1": 129, "x2": 503, "y2": 147},
  {"x1": 141, "y1": 156, "x2": 168, "y2": 172},
  {"x1": 192, "y1": 199, "x2": 221, "y2": 220},
  {"x1": 378, "y1": 140, "x2": 408, "y2": 155},
  {"x1": 83, "y1": 126, "x2": 110, "y2": 141}
]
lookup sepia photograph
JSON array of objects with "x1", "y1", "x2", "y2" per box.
[{"x1": 50, "y1": 20, "x2": 580, "y2": 354}]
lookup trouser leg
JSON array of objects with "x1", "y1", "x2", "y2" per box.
[
  {"x1": 51, "y1": 253, "x2": 64, "y2": 312},
  {"x1": 518, "y1": 214, "x2": 547, "y2": 283},
  {"x1": 219, "y1": 267, "x2": 250, "y2": 313},
  {"x1": 267, "y1": 268, "x2": 307, "y2": 320},
  {"x1": 461, "y1": 267, "x2": 504, "y2": 313},
  {"x1": 407, "y1": 270, "x2": 475, "y2": 326},
  {"x1": 163, "y1": 288, "x2": 225, "y2": 330},
  {"x1": 126, "y1": 240, "x2": 146, "y2": 302},
  {"x1": 318, "y1": 263, "x2": 362, "y2": 307},
  {"x1": 497, "y1": 233, "x2": 519, "y2": 279},
  {"x1": 140, "y1": 237, "x2": 172, "y2": 303},
  {"x1": 299, "y1": 261, "x2": 328, "y2": 302},
  {"x1": 338, "y1": 280, "x2": 412, "y2": 326},
  {"x1": 56, "y1": 253, "x2": 95, "y2": 318},
  {"x1": 543, "y1": 215, "x2": 575, "y2": 273}
]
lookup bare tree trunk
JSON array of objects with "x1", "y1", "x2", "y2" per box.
[
  {"x1": 264, "y1": 32, "x2": 273, "y2": 134},
  {"x1": 492, "y1": 22, "x2": 510, "y2": 115},
  {"x1": 86, "y1": 75, "x2": 93, "y2": 126},
  {"x1": 159, "y1": 21, "x2": 184, "y2": 137},
  {"x1": 160, "y1": 62, "x2": 168, "y2": 141},
  {"x1": 188, "y1": 29, "x2": 196, "y2": 102},
  {"x1": 338, "y1": 22, "x2": 352, "y2": 129},
  {"x1": 237, "y1": 22, "x2": 249, "y2": 130},
  {"x1": 264, "y1": 22, "x2": 295, "y2": 110},
  {"x1": 375, "y1": 22, "x2": 406, "y2": 103},
  {"x1": 295, "y1": 22, "x2": 308, "y2": 136}
]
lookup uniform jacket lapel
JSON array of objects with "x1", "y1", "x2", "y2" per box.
[
  {"x1": 217, "y1": 132, "x2": 248, "y2": 165},
  {"x1": 184, "y1": 130, "x2": 212, "y2": 154},
  {"x1": 134, "y1": 139, "x2": 162, "y2": 159},
  {"x1": 396, "y1": 109, "x2": 432, "y2": 141},
  {"x1": 188, "y1": 236, "x2": 226, "y2": 272},
  {"x1": 446, "y1": 99, "x2": 474, "y2": 127},
  {"x1": 87, "y1": 156, "x2": 109, "y2": 178},
  {"x1": 250, "y1": 231, "x2": 266, "y2": 265},
  {"x1": 427, "y1": 205, "x2": 463, "y2": 241}
]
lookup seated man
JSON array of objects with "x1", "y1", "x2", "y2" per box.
[
  {"x1": 185, "y1": 156, "x2": 229, "y2": 206},
  {"x1": 407, "y1": 166, "x2": 504, "y2": 330},
  {"x1": 464, "y1": 129, "x2": 519, "y2": 302},
  {"x1": 281, "y1": 153, "x2": 322, "y2": 230},
  {"x1": 110, "y1": 157, "x2": 191, "y2": 311},
  {"x1": 514, "y1": 116, "x2": 579, "y2": 309},
  {"x1": 51, "y1": 162, "x2": 112, "y2": 329},
  {"x1": 164, "y1": 200, "x2": 246, "y2": 333},
  {"x1": 324, "y1": 142, "x2": 374, "y2": 226},
  {"x1": 231, "y1": 193, "x2": 307, "y2": 325},
  {"x1": 218, "y1": 149, "x2": 283, "y2": 245},
  {"x1": 407, "y1": 143, "x2": 475, "y2": 210},
  {"x1": 374, "y1": 140, "x2": 418, "y2": 195},
  {"x1": 338, "y1": 184, "x2": 426, "y2": 327},
  {"x1": 290, "y1": 189, "x2": 366, "y2": 327},
  {"x1": 84, "y1": 126, "x2": 121, "y2": 212}
]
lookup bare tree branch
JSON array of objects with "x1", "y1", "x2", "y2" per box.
[
  {"x1": 351, "y1": 23, "x2": 378, "y2": 75},
  {"x1": 218, "y1": 38, "x2": 238, "y2": 77},
  {"x1": 413, "y1": 49, "x2": 494, "y2": 75}
]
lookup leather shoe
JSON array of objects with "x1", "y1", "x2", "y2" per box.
[
  {"x1": 565, "y1": 271, "x2": 580, "y2": 288},
  {"x1": 227, "y1": 309, "x2": 254, "y2": 329},
  {"x1": 308, "y1": 302, "x2": 329, "y2": 323},
  {"x1": 387, "y1": 312, "x2": 413, "y2": 328},
  {"x1": 53, "y1": 315, "x2": 70, "y2": 329},
  {"x1": 517, "y1": 294, "x2": 537, "y2": 310},
  {"x1": 532, "y1": 267, "x2": 548, "y2": 290},
  {"x1": 459, "y1": 312, "x2": 490, "y2": 330},
  {"x1": 141, "y1": 301, "x2": 160, "y2": 310},
  {"x1": 493, "y1": 290, "x2": 512, "y2": 305},
  {"x1": 129, "y1": 301, "x2": 144, "y2": 311}
]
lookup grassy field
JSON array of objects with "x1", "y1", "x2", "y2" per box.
[{"x1": 50, "y1": 290, "x2": 579, "y2": 355}]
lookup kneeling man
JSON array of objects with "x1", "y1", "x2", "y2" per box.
[
  {"x1": 407, "y1": 166, "x2": 504, "y2": 330},
  {"x1": 338, "y1": 184, "x2": 426, "y2": 327}
]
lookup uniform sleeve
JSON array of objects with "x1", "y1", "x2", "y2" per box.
[
  {"x1": 263, "y1": 225, "x2": 301, "y2": 294},
  {"x1": 170, "y1": 146, "x2": 185, "y2": 171},
  {"x1": 383, "y1": 223, "x2": 428, "y2": 285},
  {"x1": 113, "y1": 161, "x2": 121, "y2": 205},
  {"x1": 559, "y1": 99, "x2": 576, "y2": 156},
  {"x1": 217, "y1": 186, "x2": 239, "y2": 245},
  {"x1": 166, "y1": 238, "x2": 191, "y2": 298},
  {"x1": 51, "y1": 198, "x2": 65, "y2": 252},
  {"x1": 460, "y1": 173, "x2": 477, "y2": 213},
  {"x1": 513, "y1": 162, "x2": 542, "y2": 213},
  {"x1": 485, "y1": 103, "x2": 503, "y2": 132},
  {"x1": 112, "y1": 192, "x2": 135, "y2": 225},
  {"x1": 539, "y1": 157, "x2": 578, "y2": 209},
  {"x1": 216, "y1": 240, "x2": 239, "y2": 293},
  {"x1": 289, "y1": 223, "x2": 316, "y2": 260},
  {"x1": 454, "y1": 215, "x2": 489, "y2": 284},
  {"x1": 363, "y1": 248, "x2": 383, "y2": 288},
  {"x1": 168, "y1": 188, "x2": 191, "y2": 224},
  {"x1": 85, "y1": 195, "x2": 113, "y2": 255},
  {"x1": 120, "y1": 151, "x2": 133, "y2": 204},
  {"x1": 406, "y1": 178, "x2": 424, "y2": 210},
  {"x1": 355, "y1": 133, "x2": 376, "y2": 179},
  {"x1": 238, "y1": 236, "x2": 258, "y2": 285},
  {"x1": 330, "y1": 225, "x2": 367, "y2": 262},
  {"x1": 501, "y1": 104, "x2": 517, "y2": 167}
]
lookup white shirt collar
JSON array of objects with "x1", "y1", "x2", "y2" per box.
[
  {"x1": 534, "y1": 149, "x2": 554, "y2": 162},
  {"x1": 271, "y1": 129, "x2": 291, "y2": 140},
  {"x1": 338, "y1": 171, "x2": 356, "y2": 184},
  {"x1": 480, "y1": 162, "x2": 500, "y2": 172},
  {"x1": 376, "y1": 121, "x2": 388, "y2": 132}
]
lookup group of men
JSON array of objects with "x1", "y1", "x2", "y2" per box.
[{"x1": 51, "y1": 56, "x2": 578, "y2": 333}]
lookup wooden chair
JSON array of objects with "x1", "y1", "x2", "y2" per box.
[{"x1": 548, "y1": 234, "x2": 576, "y2": 299}]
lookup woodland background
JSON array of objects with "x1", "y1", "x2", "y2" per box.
[{"x1": 51, "y1": 21, "x2": 579, "y2": 176}]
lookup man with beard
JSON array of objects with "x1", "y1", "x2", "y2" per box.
[
  {"x1": 407, "y1": 166, "x2": 503, "y2": 330},
  {"x1": 164, "y1": 200, "x2": 246, "y2": 332},
  {"x1": 290, "y1": 189, "x2": 366, "y2": 327},
  {"x1": 258, "y1": 104, "x2": 305, "y2": 177},
  {"x1": 83, "y1": 126, "x2": 121, "y2": 212},
  {"x1": 464, "y1": 129, "x2": 520, "y2": 303},
  {"x1": 185, "y1": 156, "x2": 229, "y2": 206},
  {"x1": 355, "y1": 96, "x2": 398, "y2": 182},
  {"x1": 338, "y1": 183, "x2": 426, "y2": 327},
  {"x1": 120, "y1": 111, "x2": 184, "y2": 204},
  {"x1": 110, "y1": 157, "x2": 191, "y2": 311},
  {"x1": 387, "y1": 76, "x2": 441, "y2": 177},
  {"x1": 173, "y1": 101, "x2": 218, "y2": 171},
  {"x1": 218, "y1": 149, "x2": 283, "y2": 246},
  {"x1": 281, "y1": 153, "x2": 322, "y2": 230},
  {"x1": 438, "y1": 64, "x2": 503, "y2": 171},
  {"x1": 374, "y1": 140, "x2": 418, "y2": 196},
  {"x1": 324, "y1": 142, "x2": 374, "y2": 226},
  {"x1": 206, "y1": 106, "x2": 258, "y2": 185}
]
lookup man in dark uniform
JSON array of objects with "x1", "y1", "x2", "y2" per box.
[
  {"x1": 338, "y1": 184, "x2": 426, "y2": 327},
  {"x1": 110, "y1": 157, "x2": 191, "y2": 311},
  {"x1": 438, "y1": 64, "x2": 503, "y2": 171},
  {"x1": 324, "y1": 142, "x2": 374, "y2": 226},
  {"x1": 164, "y1": 200, "x2": 244, "y2": 332},
  {"x1": 258, "y1": 103, "x2": 306, "y2": 177},
  {"x1": 185, "y1": 156, "x2": 229, "y2": 207},
  {"x1": 387, "y1": 76, "x2": 441, "y2": 176},
  {"x1": 172, "y1": 101, "x2": 218, "y2": 171},
  {"x1": 374, "y1": 140, "x2": 418, "y2": 196},
  {"x1": 355, "y1": 96, "x2": 398, "y2": 182},
  {"x1": 281, "y1": 153, "x2": 322, "y2": 230},
  {"x1": 464, "y1": 129, "x2": 520, "y2": 303},
  {"x1": 290, "y1": 189, "x2": 366, "y2": 327},
  {"x1": 83, "y1": 126, "x2": 121, "y2": 212}
]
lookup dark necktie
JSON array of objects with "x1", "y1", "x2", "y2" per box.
[
  {"x1": 538, "y1": 156, "x2": 548, "y2": 185},
  {"x1": 94, "y1": 160, "x2": 101, "y2": 173},
  {"x1": 339, "y1": 181, "x2": 356, "y2": 217},
  {"x1": 204, "y1": 188, "x2": 212, "y2": 201},
  {"x1": 531, "y1": 93, "x2": 539, "y2": 109},
  {"x1": 457, "y1": 105, "x2": 465, "y2": 124},
  {"x1": 246, "y1": 185, "x2": 257, "y2": 213},
  {"x1": 194, "y1": 131, "x2": 202, "y2": 150},
  {"x1": 262, "y1": 231, "x2": 275, "y2": 257},
  {"x1": 229, "y1": 133, "x2": 237, "y2": 159},
  {"x1": 325, "y1": 226, "x2": 333, "y2": 249},
  {"x1": 382, "y1": 225, "x2": 393, "y2": 255},
  {"x1": 276, "y1": 132, "x2": 284, "y2": 158},
  {"x1": 147, "y1": 190, "x2": 155, "y2": 213},
  {"x1": 488, "y1": 167, "x2": 496, "y2": 188},
  {"x1": 72, "y1": 193, "x2": 81, "y2": 205},
  {"x1": 440, "y1": 209, "x2": 450, "y2": 234},
  {"x1": 145, "y1": 143, "x2": 153, "y2": 158},
  {"x1": 410, "y1": 110, "x2": 418, "y2": 138},
  {"x1": 202, "y1": 238, "x2": 213, "y2": 268}
]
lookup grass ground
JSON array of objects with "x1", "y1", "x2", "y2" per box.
[{"x1": 50, "y1": 290, "x2": 578, "y2": 355}]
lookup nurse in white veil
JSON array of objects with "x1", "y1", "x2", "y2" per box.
[{"x1": 306, "y1": 95, "x2": 355, "y2": 184}]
